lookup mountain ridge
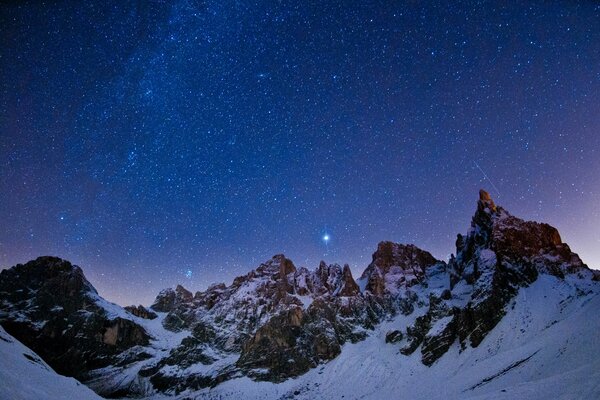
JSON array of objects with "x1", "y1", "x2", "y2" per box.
[{"x1": 1, "y1": 190, "x2": 598, "y2": 399}]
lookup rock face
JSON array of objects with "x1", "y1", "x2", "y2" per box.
[
  {"x1": 0, "y1": 190, "x2": 596, "y2": 397},
  {"x1": 0, "y1": 257, "x2": 150, "y2": 382}
]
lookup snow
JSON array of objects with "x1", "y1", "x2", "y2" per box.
[
  {"x1": 0, "y1": 326, "x2": 102, "y2": 400},
  {"x1": 129, "y1": 312, "x2": 192, "y2": 356}
]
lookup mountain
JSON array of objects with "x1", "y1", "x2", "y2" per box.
[{"x1": 1, "y1": 190, "x2": 599, "y2": 399}]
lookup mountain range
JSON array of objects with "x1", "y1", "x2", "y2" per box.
[{"x1": 1, "y1": 190, "x2": 599, "y2": 399}]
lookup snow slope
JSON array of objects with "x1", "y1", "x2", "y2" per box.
[
  {"x1": 0, "y1": 326, "x2": 102, "y2": 400},
  {"x1": 155, "y1": 274, "x2": 600, "y2": 400}
]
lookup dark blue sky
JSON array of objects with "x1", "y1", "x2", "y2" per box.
[{"x1": 1, "y1": 1, "x2": 599, "y2": 305}]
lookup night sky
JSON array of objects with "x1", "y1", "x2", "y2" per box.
[{"x1": 1, "y1": 1, "x2": 599, "y2": 306}]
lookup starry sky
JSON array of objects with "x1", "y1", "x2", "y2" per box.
[{"x1": 1, "y1": 1, "x2": 599, "y2": 306}]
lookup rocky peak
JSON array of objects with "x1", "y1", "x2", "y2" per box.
[
  {"x1": 443, "y1": 190, "x2": 594, "y2": 351},
  {"x1": 455, "y1": 189, "x2": 589, "y2": 282},
  {"x1": 124, "y1": 304, "x2": 158, "y2": 320},
  {"x1": 370, "y1": 242, "x2": 439, "y2": 274},
  {"x1": 0, "y1": 256, "x2": 97, "y2": 313},
  {"x1": 470, "y1": 189, "x2": 503, "y2": 231},
  {"x1": 315, "y1": 261, "x2": 341, "y2": 292},
  {"x1": 396, "y1": 191, "x2": 595, "y2": 367},
  {"x1": 360, "y1": 242, "x2": 441, "y2": 295}
]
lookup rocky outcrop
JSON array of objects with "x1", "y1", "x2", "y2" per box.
[
  {"x1": 308, "y1": 261, "x2": 361, "y2": 297},
  {"x1": 125, "y1": 305, "x2": 158, "y2": 320},
  {"x1": 102, "y1": 317, "x2": 149, "y2": 346},
  {"x1": 385, "y1": 330, "x2": 403, "y2": 344}
]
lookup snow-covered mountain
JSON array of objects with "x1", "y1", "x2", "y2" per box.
[{"x1": 1, "y1": 190, "x2": 599, "y2": 399}]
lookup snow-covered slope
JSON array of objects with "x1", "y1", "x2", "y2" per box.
[
  {"x1": 0, "y1": 326, "x2": 102, "y2": 400},
  {"x1": 155, "y1": 274, "x2": 600, "y2": 400}
]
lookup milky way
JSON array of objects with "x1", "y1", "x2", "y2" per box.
[{"x1": 1, "y1": 1, "x2": 599, "y2": 305}]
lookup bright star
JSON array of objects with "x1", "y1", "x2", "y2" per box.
[
  {"x1": 185, "y1": 270, "x2": 192, "y2": 279},
  {"x1": 323, "y1": 234, "x2": 330, "y2": 243}
]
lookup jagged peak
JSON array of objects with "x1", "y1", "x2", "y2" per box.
[
  {"x1": 316, "y1": 260, "x2": 341, "y2": 274},
  {"x1": 21, "y1": 256, "x2": 85, "y2": 276}
]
